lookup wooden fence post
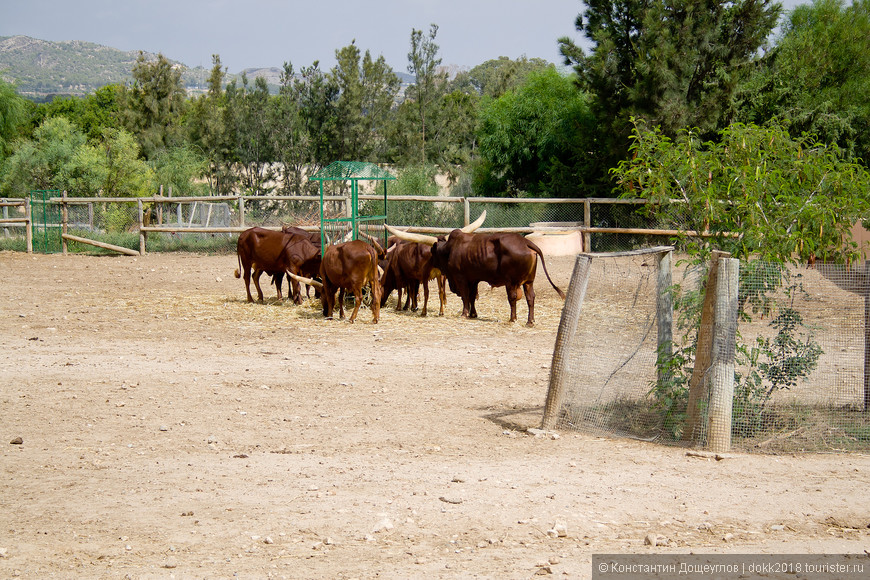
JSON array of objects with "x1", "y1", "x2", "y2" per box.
[
  {"x1": 25, "y1": 198, "x2": 32, "y2": 254},
  {"x1": 656, "y1": 249, "x2": 674, "y2": 389},
  {"x1": 706, "y1": 256, "x2": 739, "y2": 452},
  {"x1": 61, "y1": 190, "x2": 69, "y2": 255},
  {"x1": 583, "y1": 199, "x2": 591, "y2": 252},
  {"x1": 137, "y1": 199, "x2": 146, "y2": 256},
  {"x1": 542, "y1": 254, "x2": 593, "y2": 430},
  {"x1": 683, "y1": 250, "x2": 731, "y2": 443}
]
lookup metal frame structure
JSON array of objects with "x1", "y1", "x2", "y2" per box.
[{"x1": 308, "y1": 161, "x2": 396, "y2": 247}]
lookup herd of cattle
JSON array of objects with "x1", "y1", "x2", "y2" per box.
[{"x1": 233, "y1": 212, "x2": 566, "y2": 326}]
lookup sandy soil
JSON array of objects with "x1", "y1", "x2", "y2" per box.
[{"x1": 1, "y1": 250, "x2": 869, "y2": 579}]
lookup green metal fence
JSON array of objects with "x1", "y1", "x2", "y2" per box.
[{"x1": 29, "y1": 190, "x2": 62, "y2": 253}]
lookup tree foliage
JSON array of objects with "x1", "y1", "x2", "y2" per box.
[
  {"x1": 474, "y1": 68, "x2": 596, "y2": 197},
  {"x1": 118, "y1": 53, "x2": 187, "y2": 159},
  {"x1": 611, "y1": 119, "x2": 870, "y2": 263},
  {"x1": 406, "y1": 24, "x2": 448, "y2": 164},
  {"x1": 559, "y1": 0, "x2": 781, "y2": 167},
  {"x1": 735, "y1": 0, "x2": 870, "y2": 166}
]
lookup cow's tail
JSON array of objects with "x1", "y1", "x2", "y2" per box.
[
  {"x1": 526, "y1": 240, "x2": 566, "y2": 300},
  {"x1": 234, "y1": 251, "x2": 242, "y2": 279}
]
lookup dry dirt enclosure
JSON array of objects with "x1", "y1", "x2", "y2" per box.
[{"x1": 1, "y1": 250, "x2": 869, "y2": 579}]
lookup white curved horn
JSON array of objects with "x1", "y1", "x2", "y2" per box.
[
  {"x1": 287, "y1": 271, "x2": 323, "y2": 289},
  {"x1": 384, "y1": 224, "x2": 438, "y2": 245},
  {"x1": 460, "y1": 210, "x2": 486, "y2": 233}
]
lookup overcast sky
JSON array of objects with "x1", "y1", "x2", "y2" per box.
[{"x1": 1, "y1": 0, "x2": 810, "y2": 74}]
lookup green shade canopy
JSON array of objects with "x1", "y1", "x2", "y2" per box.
[{"x1": 308, "y1": 161, "x2": 396, "y2": 182}]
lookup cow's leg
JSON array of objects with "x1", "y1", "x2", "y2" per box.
[
  {"x1": 348, "y1": 289, "x2": 362, "y2": 323},
  {"x1": 338, "y1": 289, "x2": 346, "y2": 319},
  {"x1": 523, "y1": 281, "x2": 536, "y2": 327},
  {"x1": 243, "y1": 267, "x2": 255, "y2": 303},
  {"x1": 421, "y1": 280, "x2": 429, "y2": 317},
  {"x1": 253, "y1": 269, "x2": 265, "y2": 302},
  {"x1": 370, "y1": 280, "x2": 381, "y2": 324},
  {"x1": 506, "y1": 285, "x2": 519, "y2": 323},
  {"x1": 409, "y1": 282, "x2": 419, "y2": 311},
  {"x1": 274, "y1": 273, "x2": 284, "y2": 301},
  {"x1": 437, "y1": 275, "x2": 446, "y2": 316},
  {"x1": 396, "y1": 284, "x2": 404, "y2": 311},
  {"x1": 465, "y1": 281, "x2": 479, "y2": 318},
  {"x1": 287, "y1": 269, "x2": 303, "y2": 305}
]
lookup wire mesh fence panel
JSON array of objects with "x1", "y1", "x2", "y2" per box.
[
  {"x1": 719, "y1": 261, "x2": 870, "y2": 453},
  {"x1": 548, "y1": 251, "x2": 671, "y2": 440},
  {"x1": 547, "y1": 253, "x2": 870, "y2": 453}
]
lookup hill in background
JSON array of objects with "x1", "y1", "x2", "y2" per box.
[{"x1": 0, "y1": 35, "x2": 415, "y2": 102}]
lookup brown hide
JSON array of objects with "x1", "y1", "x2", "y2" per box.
[
  {"x1": 234, "y1": 227, "x2": 321, "y2": 304},
  {"x1": 380, "y1": 238, "x2": 446, "y2": 317},
  {"x1": 431, "y1": 231, "x2": 565, "y2": 326},
  {"x1": 320, "y1": 240, "x2": 382, "y2": 324}
]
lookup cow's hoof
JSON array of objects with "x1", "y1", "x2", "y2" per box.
[{"x1": 526, "y1": 321, "x2": 535, "y2": 328}]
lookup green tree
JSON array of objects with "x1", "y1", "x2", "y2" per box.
[
  {"x1": 149, "y1": 145, "x2": 208, "y2": 197},
  {"x1": 331, "y1": 42, "x2": 400, "y2": 162},
  {"x1": 406, "y1": 24, "x2": 448, "y2": 164},
  {"x1": 0, "y1": 78, "x2": 29, "y2": 166},
  {"x1": 224, "y1": 74, "x2": 276, "y2": 195},
  {"x1": 187, "y1": 55, "x2": 235, "y2": 194},
  {"x1": 611, "y1": 119, "x2": 870, "y2": 263},
  {"x1": 32, "y1": 84, "x2": 121, "y2": 142},
  {"x1": 735, "y1": 0, "x2": 870, "y2": 166},
  {"x1": 0, "y1": 117, "x2": 151, "y2": 198},
  {"x1": 559, "y1": 0, "x2": 781, "y2": 171},
  {"x1": 474, "y1": 68, "x2": 596, "y2": 197},
  {"x1": 97, "y1": 128, "x2": 154, "y2": 197},
  {"x1": 452, "y1": 56, "x2": 552, "y2": 98},
  {"x1": 271, "y1": 61, "x2": 311, "y2": 195},
  {"x1": 119, "y1": 52, "x2": 187, "y2": 159}
]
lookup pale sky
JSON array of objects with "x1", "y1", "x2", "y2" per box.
[
  {"x1": 0, "y1": 0, "x2": 587, "y2": 73},
  {"x1": 0, "y1": 0, "x2": 810, "y2": 74}
]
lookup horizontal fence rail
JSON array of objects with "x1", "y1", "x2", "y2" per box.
[{"x1": 4, "y1": 192, "x2": 714, "y2": 256}]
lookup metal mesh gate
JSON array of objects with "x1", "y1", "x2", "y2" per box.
[{"x1": 29, "y1": 190, "x2": 62, "y2": 253}]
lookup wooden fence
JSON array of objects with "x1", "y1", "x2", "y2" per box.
[{"x1": 4, "y1": 193, "x2": 707, "y2": 255}]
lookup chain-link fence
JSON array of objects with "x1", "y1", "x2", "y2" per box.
[{"x1": 542, "y1": 250, "x2": 870, "y2": 453}]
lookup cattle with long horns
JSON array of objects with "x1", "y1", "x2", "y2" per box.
[{"x1": 386, "y1": 212, "x2": 565, "y2": 326}]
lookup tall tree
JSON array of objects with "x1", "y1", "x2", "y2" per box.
[
  {"x1": 0, "y1": 78, "x2": 29, "y2": 166},
  {"x1": 271, "y1": 61, "x2": 311, "y2": 195},
  {"x1": 559, "y1": 0, "x2": 781, "y2": 169},
  {"x1": 224, "y1": 74, "x2": 276, "y2": 195},
  {"x1": 475, "y1": 68, "x2": 596, "y2": 197},
  {"x1": 187, "y1": 55, "x2": 234, "y2": 194},
  {"x1": 118, "y1": 53, "x2": 187, "y2": 159},
  {"x1": 406, "y1": 24, "x2": 448, "y2": 164},
  {"x1": 735, "y1": 0, "x2": 870, "y2": 167},
  {"x1": 452, "y1": 56, "x2": 552, "y2": 98}
]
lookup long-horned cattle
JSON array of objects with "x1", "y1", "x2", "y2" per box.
[
  {"x1": 288, "y1": 239, "x2": 382, "y2": 324},
  {"x1": 386, "y1": 212, "x2": 565, "y2": 326},
  {"x1": 379, "y1": 235, "x2": 449, "y2": 317},
  {"x1": 234, "y1": 227, "x2": 321, "y2": 304}
]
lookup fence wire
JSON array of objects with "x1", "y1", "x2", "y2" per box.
[{"x1": 549, "y1": 254, "x2": 870, "y2": 454}]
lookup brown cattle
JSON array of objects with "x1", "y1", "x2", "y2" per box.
[
  {"x1": 280, "y1": 225, "x2": 323, "y2": 300},
  {"x1": 380, "y1": 237, "x2": 446, "y2": 317},
  {"x1": 234, "y1": 227, "x2": 321, "y2": 304},
  {"x1": 387, "y1": 213, "x2": 564, "y2": 326},
  {"x1": 289, "y1": 240, "x2": 382, "y2": 324}
]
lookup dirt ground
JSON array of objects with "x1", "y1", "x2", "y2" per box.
[{"x1": 1, "y1": 250, "x2": 869, "y2": 579}]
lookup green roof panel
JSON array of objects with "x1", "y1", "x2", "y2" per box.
[{"x1": 309, "y1": 161, "x2": 396, "y2": 182}]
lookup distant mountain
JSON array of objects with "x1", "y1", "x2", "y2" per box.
[
  {"x1": 0, "y1": 35, "x2": 415, "y2": 101},
  {"x1": 0, "y1": 35, "x2": 209, "y2": 100}
]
